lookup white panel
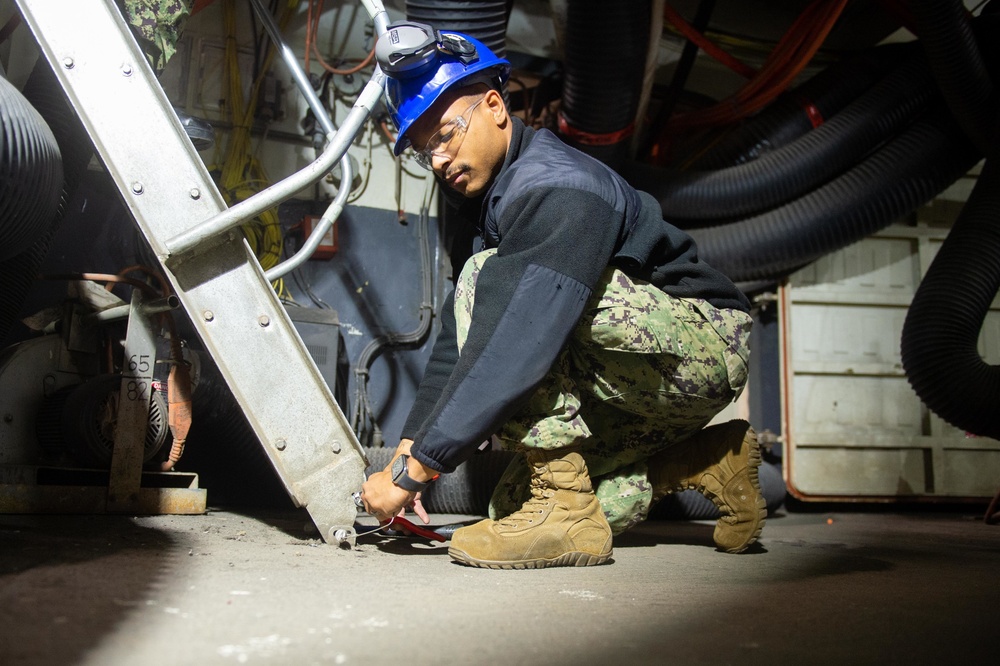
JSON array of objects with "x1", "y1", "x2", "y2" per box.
[
  {"x1": 782, "y1": 224, "x2": 1000, "y2": 500},
  {"x1": 793, "y1": 375, "x2": 924, "y2": 436},
  {"x1": 790, "y1": 304, "x2": 907, "y2": 373},
  {"x1": 792, "y1": 447, "x2": 929, "y2": 496}
]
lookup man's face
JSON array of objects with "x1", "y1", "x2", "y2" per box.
[{"x1": 406, "y1": 87, "x2": 509, "y2": 198}]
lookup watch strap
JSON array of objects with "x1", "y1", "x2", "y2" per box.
[{"x1": 392, "y1": 454, "x2": 432, "y2": 492}]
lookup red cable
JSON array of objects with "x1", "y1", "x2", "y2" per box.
[
  {"x1": 727, "y1": 0, "x2": 826, "y2": 106},
  {"x1": 662, "y1": 3, "x2": 758, "y2": 80},
  {"x1": 664, "y1": 0, "x2": 849, "y2": 133},
  {"x1": 304, "y1": 0, "x2": 314, "y2": 74},
  {"x1": 310, "y1": 0, "x2": 376, "y2": 75}
]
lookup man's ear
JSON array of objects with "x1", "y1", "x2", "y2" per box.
[{"x1": 484, "y1": 88, "x2": 507, "y2": 127}]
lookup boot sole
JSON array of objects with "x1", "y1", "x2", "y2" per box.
[
  {"x1": 712, "y1": 428, "x2": 766, "y2": 554},
  {"x1": 448, "y1": 547, "x2": 612, "y2": 570}
]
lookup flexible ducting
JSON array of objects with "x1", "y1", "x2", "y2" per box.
[
  {"x1": 901, "y1": 155, "x2": 1000, "y2": 440},
  {"x1": 688, "y1": 109, "x2": 981, "y2": 283},
  {"x1": 626, "y1": 55, "x2": 937, "y2": 221},
  {"x1": 910, "y1": 0, "x2": 999, "y2": 153},
  {"x1": 689, "y1": 42, "x2": 915, "y2": 170},
  {"x1": 557, "y1": 0, "x2": 650, "y2": 168},
  {"x1": 0, "y1": 60, "x2": 93, "y2": 347},
  {"x1": 0, "y1": 74, "x2": 62, "y2": 262},
  {"x1": 896, "y1": 3, "x2": 1000, "y2": 437}
]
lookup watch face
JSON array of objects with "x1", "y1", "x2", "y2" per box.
[{"x1": 391, "y1": 455, "x2": 406, "y2": 481}]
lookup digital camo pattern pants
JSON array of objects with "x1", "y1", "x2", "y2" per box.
[
  {"x1": 121, "y1": 0, "x2": 193, "y2": 74},
  {"x1": 454, "y1": 249, "x2": 752, "y2": 534}
]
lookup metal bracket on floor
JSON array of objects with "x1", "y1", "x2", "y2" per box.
[{"x1": 0, "y1": 465, "x2": 207, "y2": 515}]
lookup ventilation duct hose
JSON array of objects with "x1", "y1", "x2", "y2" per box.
[
  {"x1": 627, "y1": 56, "x2": 936, "y2": 221},
  {"x1": 0, "y1": 60, "x2": 93, "y2": 346},
  {"x1": 558, "y1": 0, "x2": 650, "y2": 168},
  {"x1": 909, "y1": 0, "x2": 999, "y2": 153},
  {"x1": 689, "y1": 109, "x2": 981, "y2": 283},
  {"x1": 0, "y1": 74, "x2": 63, "y2": 263},
  {"x1": 900, "y1": 155, "x2": 1000, "y2": 440},
  {"x1": 689, "y1": 42, "x2": 916, "y2": 170}
]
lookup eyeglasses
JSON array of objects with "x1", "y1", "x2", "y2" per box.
[{"x1": 412, "y1": 97, "x2": 485, "y2": 170}]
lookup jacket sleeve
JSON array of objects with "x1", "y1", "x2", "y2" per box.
[
  {"x1": 408, "y1": 187, "x2": 623, "y2": 473},
  {"x1": 400, "y1": 290, "x2": 458, "y2": 441}
]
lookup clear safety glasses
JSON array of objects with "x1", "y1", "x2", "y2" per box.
[{"x1": 412, "y1": 97, "x2": 485, "y2": 170}]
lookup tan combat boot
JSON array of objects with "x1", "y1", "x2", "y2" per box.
[
  {"x1": 449, "y1": 448, "x2": 613, "y2": 569},
  {"x1": 648, "y1": 419, "x2": 766, "y2": 553}
]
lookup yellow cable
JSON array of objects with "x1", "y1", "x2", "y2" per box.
[{"x1": 216, "y1": 0, "x2": 300, "y2": 279}]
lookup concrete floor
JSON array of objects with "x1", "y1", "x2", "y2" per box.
[{"x1": 1, "y1": 503, "x2": 997, "y2": 666}]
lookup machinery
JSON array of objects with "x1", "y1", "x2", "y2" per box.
[{"x1": 0, "y1": 0, "x2": 395, "y2": 545}]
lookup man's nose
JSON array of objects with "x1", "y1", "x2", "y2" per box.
[{"x1": 430, "y1": 152, "x2": 450, "y2": 172}]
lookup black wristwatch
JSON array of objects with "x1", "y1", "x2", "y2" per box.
[{"x1": 390, "y1": 454, "x2": 433, "y2": 492}]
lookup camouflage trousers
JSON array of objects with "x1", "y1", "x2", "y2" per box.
[
  {"x1": 455, "y1": 250, "x2": 752, "y2": 534},
  {"x1": 120, "y1": 0, "x2": 193, "y2": 74}
]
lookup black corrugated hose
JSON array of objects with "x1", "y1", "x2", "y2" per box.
[
  {"x1": 688, "y1": 107, "x2": 981, "y2": 283},
  {"x1": 626, "y1": 55, "x2": 938, "y2": 221},
  {"x1": 895, "y1": 1, "x2": 1000, "y2": 439},
  {"x1": 688, "y1": 42, "x2": 915, "y2": 170},
  {"x1": 0, "y1": 73, "x2": 62, "y2": 263},
  {"x1": 558, "y1": 0, "x2": 650, "y2": 168},
  {"x1": 910, "y1": 0, "x2": 1000, "y2": 153},
  {"x1": 901, "y1": 153, "x2": 1000, "y2": 440},
  {"x1": 0, "y1": 60, "x2": 94, "y2": 347}
]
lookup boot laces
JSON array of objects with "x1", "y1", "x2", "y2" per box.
[{"x1": 497, "y1": 476, "x2": 555, "y2": 527}]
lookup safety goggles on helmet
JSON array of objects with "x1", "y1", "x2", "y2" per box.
[
  {"x1": 375, "y1": 21, "x2": 478, "y2": 76},
  {"x1": 375, "y1": 21, "x2": 511, "y2": 157},
  {"x1": 412, "y1": 96, "x2": 485, "y2": 170}
]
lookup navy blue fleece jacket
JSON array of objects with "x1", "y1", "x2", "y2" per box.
[{"x1": 402, "y1": 117, "x2": 749, "y2": 474}]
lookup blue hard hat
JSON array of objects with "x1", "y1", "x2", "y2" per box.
[{"x1": 376, "y1": 22, "x2": 511, "y2": 156}]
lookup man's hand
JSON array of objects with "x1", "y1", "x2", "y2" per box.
[
  {"x1": 360, "y1": 467, "x2": 422, "y2": 523},
  {"x1": 359, "y1": 440, "x2": 433, "y2": 524}
]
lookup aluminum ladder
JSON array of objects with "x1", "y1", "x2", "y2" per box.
[{"x1": 14, "y1": 0, "x2": 392, "y2": 545}]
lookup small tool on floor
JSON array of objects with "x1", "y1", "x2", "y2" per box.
[{"x1": 353, "y1": 491, "x2": 446, "y2": 542}]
